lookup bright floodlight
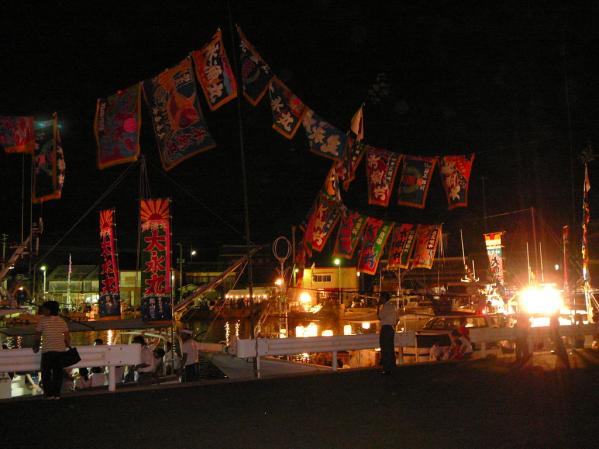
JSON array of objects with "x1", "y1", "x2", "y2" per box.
[
  {"x1": 343, "y1": 324, "x2": 353, "y2": 335},
  {"x1": 520, "y1": 285, "x2": 563, "y2": 315},
  {"x1": 191, "y1": 250, "x2": 197, "y2": 256},
  {"x1": 334, "y1": 258, "x2": 341, "y2": 266},
  {"x1": 299, "y1": 291, "x2": 312, "y2": 304},
  {"x1": 361, "y1": 321, "x2": 371, "y2": 330},
  {"x1": 554, "y1": 264, "x2": 560, "y2": 271},
  {"x1": 275, "y1": 278, "x2": 283, "y2": 287},
  {"x1": 322, "y1": 329, "x2": 334, "y2": 337},
  {"x1": 40, "y1": 265, "x2": 47, "y2": 272}
]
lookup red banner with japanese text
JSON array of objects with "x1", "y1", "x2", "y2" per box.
[
  {"x1": 333, "y1": 208, "x2": 368, "y2": 260},
  {"x1": 365, "y1": 146, "x2": 402, "y2": 207},
  {"x1": 411, "y1": 224, "x2": 442, "y2": 269},
  {"x1": 387, "y1": 223, "x2": 418, "y2": 269},
  {"x1": 303, "y1": 192, "x2": 341, "y2": 255},
  {"x1": 268, "y1": 77, "x2": 306, "y2": 139},
  {"x1": 99, "y1": 209, "x2": 121, "y2": 317},
  {"x1": 192, "y1": 28, "x2": 238, "y2": 111},
  {"x1": 140, "y1": 198, "x2": 172, "y2": 321},
  {"x1": 439, "y1": 154, "x2": 475, "y2": 209},
  {"x1": 397, "y1": 155, "x2": 438, "y2": 208},
  {"x1": 357, "y1": 218, "x2": 394, "y2": 275}
]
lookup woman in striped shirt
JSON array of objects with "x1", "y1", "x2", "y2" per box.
[{"x1": 33, "y1": 301, "x2": 70, "y2": 399}]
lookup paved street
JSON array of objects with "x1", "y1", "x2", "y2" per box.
[{"x1": 3, "y1": 351, "x2": 599, "y2": 449}]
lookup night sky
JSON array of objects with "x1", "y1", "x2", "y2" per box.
[{"x1": 2, "y1": 1, "x2": 599, "y2": 276}]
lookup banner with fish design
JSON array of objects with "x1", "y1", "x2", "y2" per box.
[
  {"x1": 387, "y1": 223, "x2": 418, "y2": 269},
  {"x1": 333, "y1": 208, "x2": 368, "y2": 259},
  {"x1": 95, "y1": 83, "x2": 142, "y2": 169},
  {"x1": 357, "y1": 218, "x2": 394, "y2": 275},
  {"x1": 144, "y1": 59, "x2": 216, "y2": 171},
  {"x1": 365, "y1": 146, "x2": 402, "y2": 207},
  {"x1": 410, "y1": 224, "x2": 442, "y2": 269},
  {"x1": 99, "y1": 209, "x2": 121, "y2": 318},
  {"x1": 140, "y1": 198, "x2": 172, "y2": 321},
  {"x1": 397, "y1": 155, "x2": 438, "y2": 208},
  {"x1": 0, "y1": 116, "x2": 35, "y2": 154},
  {"x1": 302, "y1": 108, "x2": 347, "y2": 161},
  {"x1": 33, "y1": 115, "x2": 63, "y2": 203},
  {"x1": 439, "y1": 154, "x2": 475, "y2": 209},
  {"x1": 192, "y1": 28, "x2": 237, "y2": 111},
  {"x1": 237, "y1": 26, "x2": 273, "y2": 106},
  {"x1": 268, "y1": 77, "x2": 306, "y2": 139}
]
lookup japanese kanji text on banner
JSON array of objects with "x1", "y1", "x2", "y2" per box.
[{"x1": 99, "y1": 209, "x2": 121, "y2": 317}]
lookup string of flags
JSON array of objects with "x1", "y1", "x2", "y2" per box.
[{"x1": 0, "y1": 114, "x2": 66, "y2": 204}]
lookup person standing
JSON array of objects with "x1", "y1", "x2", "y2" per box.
[
  {"x1": 179, "y1": 330, "x2": 200, "y2": 382},
  {"x1": 131, "y1": 335, "x2": 155, "y2": 384},
  {"x1": 377, "y1": 292, "x2": 397, "y2": 374},
  {"x1": 33, "y1": 301, "x2": 70, "y2": 399}
]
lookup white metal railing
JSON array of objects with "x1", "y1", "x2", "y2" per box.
[
  {"x1": 233, "y1": 323, "x2": 599, "y2": 376},
  {"x1": 0, "y1": 344, "x2": 141, "y2": 393}
]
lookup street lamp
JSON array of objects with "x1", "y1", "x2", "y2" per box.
[
  {"x1": 40, "y1": 265, "x2": 47, "y2": 299},
  {"x1": 334, "y1": 258, "x2": 341, "y2": 303},
  {"x1": 190, "y1": 249, "x2": 197, "y2": 263}
]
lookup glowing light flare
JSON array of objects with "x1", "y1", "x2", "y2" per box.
[
  {"x1": 275, "y1": 278, "x2": 283, "y2": 287},
  {"x1": 361, "y1": 321, "x2": 371, "y2": 330},
  {"x1": 519, "y1": 285, "x2": 563, "y2": 315},
  {"x1": 322, "y1": 329, "x2": 334, "y2": 337},
  {"x1": 343, "y1": 324, "x2": 353, "y2": 335}
]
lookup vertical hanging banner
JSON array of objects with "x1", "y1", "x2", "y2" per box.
[
  {"x1": 411, "y1": 224, "x2": 442, "y2": 269},
  {"x1": 144, "y1": 58, "x2": 216, "y2": 171},
  {"x1": 99, "y1": 209, "x2": 121, "y2": 317},
  {"x1": 563, "y1": 225, "x2": 569, "y2": 292},
  {"x1": 192, "y1": 28, "x2": 238, "y2": 111},
  {"x1": 95, "y1": 83, "x2": 142, "y2": 170},
  {"x1": 302, "y1": 108, "x2": 347, "y2": 161},
  {"x1": 237, "y1": 26, "x2": 273, "y2": 106},
  {"x1": 0, "y1": 116, "x2": 35, "y2": 154},
  {"x1": 365, "y1": 146, "x2": 402, "y2": 207},
  {"x1": 357, "y1": 218, "x2": 394, "y2": 275},
  {"x1": 323, "y1": 163, "x2": 341, "y2": 202},
  {"x1": 140, "y1": 198, "x2": 172, "y2": 321},
  {"x1": 32, "y1": 116, "x2": 62, "y2": 203},
  {"x1": 439, "y1": 154, "x2": 475, "y2": 209},
  {"x1": 305, "y1": 192, "x2": 341, "y2": 253},
  {"x1": 484, "y1": 232, "x2": 506, "y2": 284},
  {"x1": 333, "y1": 208, "x2": 368, "y2": 259},
  {"x1": 397, "y1": 155, "x2": 438, "y2": 208},
  {"x1": 582, "y1": 164, "x2": 592, "y2": 322},
  {"x1": 387, "y1": 223, "x2": 418, "y2": 269},
  {"x1": 336, "y1": 136, "x2": 366, "y2": 191},
  {"x1": 268, "y1": 77, "x2": 306, "y2": 139}
]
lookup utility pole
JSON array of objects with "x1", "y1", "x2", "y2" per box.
[{"x1": 176, "y1": 243, "x2": 184, "y2": 302}]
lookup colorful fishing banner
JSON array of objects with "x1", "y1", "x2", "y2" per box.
[
  {"x1": 140, "y1": 198, "x2": 172, "y2": 321},
  {"x1": 304, "y1": 192, "x2": 341, "y2": 254},
  {"x1": 144, "y1": 58, "x2": 216, "y2": 171},
  {"x1": 33, "y1": 115, "x2": 65, "y2": 203},
  {"x1": 268, "y1": 77, "x2": 306, "y2": 139},
  {"x1": 365, "y1": 145, "x2": 402, "y2": 207},
  {"x1": 95, "y1": 83, "x2": 142, "y2": 170},
  {"x1": 387, "y1": 224, "x2": 418, "y2": 269},
  {"x1": 484, "y1": 232, "x2": 506, "y2": 284},
  {"x1": 192, "y1": 28, "x2": 237, "y2": 111},
  {"x1": 0, "y1": 116, "x2": 35, "y2": 153},
  {"x1": 397, "y1": 155, "x2": 438, "y2": 208},
  {"x1": 336, "y1": 136, "x2": 366, "y2": 191},
  {"x1": 99, "y1": 209, "x2": 121, "y2": 318},
  {"x1": 439, "y1": 154, "x2": 475, "y2": 209},
  {"x1": 333, "y1": 208, "x2": 368, "y2": 259},
  {"x1": 302, "y1": 108, "x2": 347, "y2": 161},
  {"x1": 357, "y1": 218, "x2": 394, "y2": 275},
  {"x1": 237, "y1": 26, "x2": 273, "y2": 106},
  {"x1": 323, "y1": 163, "x2": 342, "y2": 202},
  {"x1": 411, "y1": 224, "x2": 442, "y2": 269}
]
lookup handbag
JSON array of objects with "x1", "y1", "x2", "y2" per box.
[{"x1": 62, "y1": 346, "x2": 81, "y2": 367}]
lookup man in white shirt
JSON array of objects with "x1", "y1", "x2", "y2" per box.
[
  {"x1": 132, "y1": 335, "x2": 155, "y2": 383},
  {"x1": 179, "y1": 330, "x2": 200, "y2": 383}
]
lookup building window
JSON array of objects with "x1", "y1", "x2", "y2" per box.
[{"x1": 312, "y1": 274, "x2": 332, "y2": 283}]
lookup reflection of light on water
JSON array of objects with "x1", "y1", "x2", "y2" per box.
[
  {"x1": 107, "y1": 329, "x2": 114, "y2": 345},
  {"x1": 225, "y1": 321, "x2": 230, "y2": 346},
  {"x1": 235, "y1": 320, "x2": 240, "y2": 338},
  {"x1": 16, "y1": 336, "x2": 22, "y2": 349}
]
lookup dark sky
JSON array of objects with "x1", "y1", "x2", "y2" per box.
[{"x1": 2, "y1": 1, "x2": 599, "y2": 273}]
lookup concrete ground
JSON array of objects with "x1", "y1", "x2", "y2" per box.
[{"x1": 2, "y1": 350, "x2": 599, "y2": 449}]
